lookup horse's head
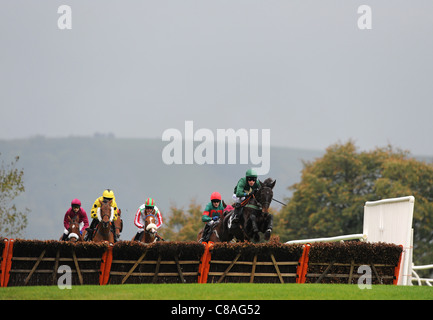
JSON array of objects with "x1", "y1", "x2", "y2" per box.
[
  {"x1": 145, "y1": 214, "x2": 157, "y2": 236},
  {"x1": 99, "y1": 199, "x2": 114, "y2": 229},
  {"x1": 68, "y1": 215, "x2": 81, "y2": 242},
  {"x1": 256, "y1": 178, "x2": 276, "y2": 214}
]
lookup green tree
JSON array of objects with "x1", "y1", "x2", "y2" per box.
[
  {"x1": 163, "y1": 199, "x2": 204, "y2": 241},
  {"x1": 275, "y1": 141, "x2": 433, "y2": 266},
  {"x1": 0, "y1": 154, "x2": 29, "y2": 237}
]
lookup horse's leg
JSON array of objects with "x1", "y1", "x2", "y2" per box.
[
  {"x1": 249, "y1": 212, "x2": 260, "y2": 242},
  {"x1": 264, "y1": 214, "x2": 273, "y2": 241},
  {"x1": 220, "y1": 224, "x2": 233, "y2": 242},
  {"x1": 220, "y1": 216, "x2": 233, "y2": 242}
]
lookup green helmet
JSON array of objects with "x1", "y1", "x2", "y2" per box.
[{"x1": 245, "y1": 169, "x2": 257, "y2": 178}]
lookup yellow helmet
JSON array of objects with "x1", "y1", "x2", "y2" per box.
[{"x1": 102, "y1": 189, "x2": 114, "y2": 199}]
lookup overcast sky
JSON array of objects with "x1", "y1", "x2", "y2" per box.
[{"x1": 1, "y1": 1, "x2": 433, "y2": 156}]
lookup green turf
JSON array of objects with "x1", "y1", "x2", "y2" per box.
[{"x1": 1, "y1": 283, "x2": 432, "y2": 300}]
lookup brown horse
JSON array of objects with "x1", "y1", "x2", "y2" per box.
[
  {"x1": 197, "y1": 219, "x2": 222, "y2": 243},
  {"x1": 138, "y1": 213, "x2": 158, "y2": 243},
  {"x1": 62, "y1": 215, "x2": 83, "y2": 242},
  {"x1": 197, "y1": 206, "x2": 235, "y2": 243},
  {"x1": 93, "y1": 200, "x2": 115, "y2": 244}
]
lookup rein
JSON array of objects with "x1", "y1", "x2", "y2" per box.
[
  {"x1": 244, "y1": 187, "x2": 273, "y2": 212},
  {"x1": 96, "y1": 211, "x2": 113, "y2": 237}
]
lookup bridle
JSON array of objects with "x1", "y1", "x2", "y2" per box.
[
  {"x1": 97, "y1": 209, "x2": 113, "y2": 237},
  {"x1": 253, "y1": 186, "x2": 273, "y2": 214},
  {"x1": 145, "y1": 214, "x2": 157, "y2": 234},
  {"x1": 68, "y1": 218, "x2": 81, "y2": 241}
]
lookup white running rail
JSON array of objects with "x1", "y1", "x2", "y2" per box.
[
  {"x1": 412, "y1": 264, "x2": 433, "y2": 286},
  {"x1": 285, "y1": 233, "x2": 367, "y2": 245}
]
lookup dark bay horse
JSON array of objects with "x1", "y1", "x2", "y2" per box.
[
  {"x1": 93, "y1": 200, "x2": 115, "y2": 244},
  {"x1": 227, "y1": 178, "x2": 276, "y2": 242}
]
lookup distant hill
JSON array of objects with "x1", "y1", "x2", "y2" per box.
[{"x1": 1, "y1": 136, "x2": 324, "y2": 240}]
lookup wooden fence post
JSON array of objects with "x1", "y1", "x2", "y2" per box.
[
  {"x1": 72, "y1": 249, "x2": 83, "y2": 285},
  {"x1": 24, "y1": 249, "x2": 46, "y2": 285},
  {"x1": 120, "y1": 249, "x2": 148, "y2": 284}
]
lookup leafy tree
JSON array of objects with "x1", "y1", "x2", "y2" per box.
[
  {"x1": 0, "y1": 154, "x2": 29, "y2": 237},
  {"x1": 275, "y1": 141, "x2": 433, "y2": 266},
  {"x1": 163, "y1": 199, "x2": 204, "y2": 241}
]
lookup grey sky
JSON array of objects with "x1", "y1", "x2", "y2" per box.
[{"x1": 1, "y1": 1, "x2": 433, "y2": 155}]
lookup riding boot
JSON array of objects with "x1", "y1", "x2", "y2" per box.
[
  {"x1": 201, "y1": 224, "x2": 211, "y2": 242},
  {"x1": 111, "y1": 223, "x2": 119, "y2": 242},
  {"x1": 85, "y1": 219, "x2": 98, "y2": 241},
  {"x1": 232, "y1": 203, "x2": 243, "y2": 224},
  {"x1": 133, "y1": 231, "x2": 143, "y2": 241}
]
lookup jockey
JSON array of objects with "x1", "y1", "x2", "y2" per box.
[
  {"x1": 133, "y1": 198, "x2": 163, "y2": 241},
  {"x1": 85, "y1": 189, "x2": 120, "y2": 241},
  {"x1": 62, "y1": 199, "x2": 89, "y2": 240},
  {"x1": 200, "y1": 192, "x2": 224, "y2": 242},
  {"x1": 231, "y1": 169, "x2": 261, "y2": 224}
]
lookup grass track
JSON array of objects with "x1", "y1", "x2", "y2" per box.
[{"x1": 1, "y1": 283, "x2": 432, "y2": 300}]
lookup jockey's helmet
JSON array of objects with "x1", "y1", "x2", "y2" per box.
[
  {"x1": 245, "y1": 169, "x2": 257, "y2": 178},
  {"x1": 145, "y1": 198, "x2": 155, "y2": 208},
  {"x1": 103, "y1": 189, "x2": 115, "y2": 200},
  {"x1": 71, "y1": 198, "x2": 81, "y2": 207},
  {"x1": 210, "y1": 192, "x2": 222, "y2": 201}
]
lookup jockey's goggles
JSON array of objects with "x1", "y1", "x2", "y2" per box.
[
  {"x1": 145, "y1": 206, "x2": 154, "y2": 210},
  {"x1": 211, "y1": 199, "x2": 221, "y2": 203},
  {"x1": 72, "y1": 204, "x2": 81, "y2": 209},
  {"x1": 247, "y1": 177, "x2": 257, "y2": 182},
  {"x1": 103, "y1": 197, "x2": 113, "y2": 203}
]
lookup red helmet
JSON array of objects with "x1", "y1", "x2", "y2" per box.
[
  {"x1": 71, "y1": 198, "x2": 81, "y2": 207},
  {"x1": 210, "y1": 192, "x2": 221, "y2": 201}
]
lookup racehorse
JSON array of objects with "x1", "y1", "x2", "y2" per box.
[
  {"x1": 138, "y1": 213, "x2": 159, "y2": 243},
  {"x1": 93, "y1": 199, "x2": 115, "y2": 244},
  {"x1": 227, "y1": 178, "x2": 276, "y2": 242},
  {"x1": 65, "y1": 215, "x2": 83, "y2": 242},
  {"x1": 197, "y1": 205, "x2": 234, "y2": 243}
]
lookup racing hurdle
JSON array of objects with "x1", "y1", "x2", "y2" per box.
[
  {"x1": 0, "y1": 238, "x2": 402, "y2": 286},
  {"x1": 285, "y1": 196, "x2": 415, "y2": 285}
]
